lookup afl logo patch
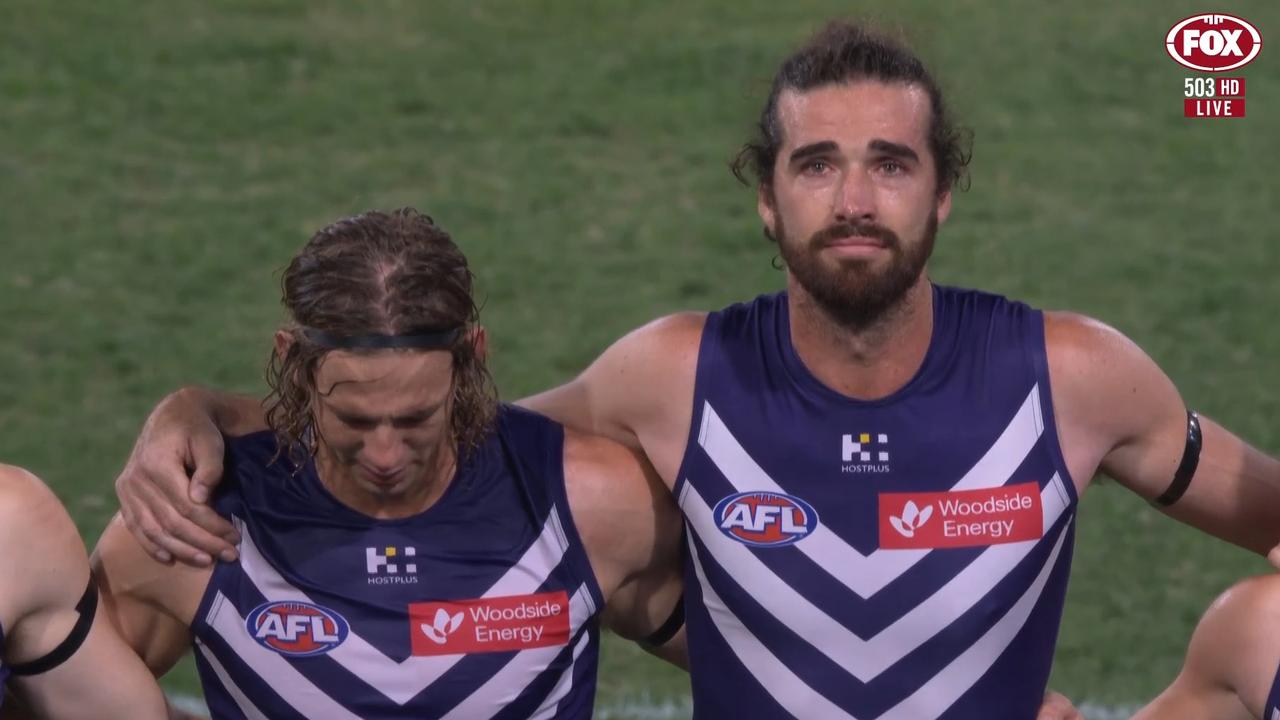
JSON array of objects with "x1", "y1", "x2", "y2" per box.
[
  {"x1": 713, "y1": 491, "x2": 819, "y2": 547},
  {"x1": 246, "y1": 600, "x2": 349, "y2": 657}
]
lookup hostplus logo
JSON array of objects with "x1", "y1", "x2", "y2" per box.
[
  {"x1": 366, "y1": 545, "x2": 419, "y2": 586},
  {"x1": 841, "y1": 432, "x2": 890, "y2": 474}
]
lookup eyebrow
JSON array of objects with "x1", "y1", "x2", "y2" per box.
[
  {"x1": 868, "y1": 139, "x2": 920, "y2": 163},
  {"x1": 788, "y1": 141, "x2": 839, "y2": 165},
  {"x1": 331, "y1": 404, "x2": 440, "y2": 423}
]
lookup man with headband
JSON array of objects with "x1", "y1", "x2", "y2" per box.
[
  {"x1": 114, "y1": 22, "x2": 1278, "y2": 719},
  {"x1": 90, "y1": 208, "x2": 684, "y2": 718},
  {"x1": 0, "y1": 464, "x2": 167, "y2": 719}
]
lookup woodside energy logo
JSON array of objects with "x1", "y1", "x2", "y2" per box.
[{"x1": 1167, "y1": 14, "x2": 1262, "y2": 118}]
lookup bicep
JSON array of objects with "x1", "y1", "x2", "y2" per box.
[
  {"x1": 1050, "y1": 313, "x2": 1280, "y2": 556},
  {"x1": 92, "y1": 519, "x2": 194, "y2": 675},
  {"x1": 7, "y1": 604, "x2": 170, "y2": 720}
]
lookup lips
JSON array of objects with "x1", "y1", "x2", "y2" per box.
[
  {"x1": 825, "y1": 235, "x2": 886, "y2": 248},
  {"x1": 360, "y1": 465, "x2": 405, "y2": 484}
]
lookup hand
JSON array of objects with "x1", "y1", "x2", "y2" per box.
[
  {"x1": 1268, "y1": 544, "x2": 1280, "y2": 570},
  {"x1": 1037, "y1": 690, "x2": 1084, "y2": 720},
  {"x1": 115, "y1": 388, "x2": 239, "y2": 566}
]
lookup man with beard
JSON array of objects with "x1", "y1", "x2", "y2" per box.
[{"x1": 111, "y1": 22, "x2": 1277, "y2": 719}]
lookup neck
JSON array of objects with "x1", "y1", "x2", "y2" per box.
[
  {"x1": 786, "y1": 274, "x2": 934, "y2": 400},
  {"x1": 314, "y1": 444, "x2": 457, "y2": 519}
]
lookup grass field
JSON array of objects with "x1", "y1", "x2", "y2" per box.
[{"x1": 1, "y1": 0, "x2": 1277, "y2": 715}]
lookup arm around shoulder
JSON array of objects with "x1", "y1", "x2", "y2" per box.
[
  {"x1": 561, "y1": 431, "x2": 686, "y2": 665},
  {"x1": 518, "y1": 313, "x2": 705, "y2": 447}
]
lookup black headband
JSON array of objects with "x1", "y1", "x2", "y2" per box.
[{"x1": 302, "y1": 327, "x2": 462, "y2": 350}]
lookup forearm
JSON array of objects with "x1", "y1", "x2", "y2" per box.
[{"x1": 173, "y1": 386, "x2": 265, "y2": 436}]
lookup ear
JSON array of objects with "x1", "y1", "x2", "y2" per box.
[
  {"x1": 936, "y1": 189, "x2": 953, "y2": 226},
  {"x1": 467, "y1": 325, "x2": 488, "y2": 359},
  {"x1": 273, "y1": 329, "x2": 295, "y2": 359},
  {"x1": 757, "y1": 184, "x2": 778, "y2": 240}
]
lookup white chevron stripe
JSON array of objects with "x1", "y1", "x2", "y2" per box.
[
  {"x1": 876, "y1": 521, "x2": 1071, "y2": 719},
  {"x1": 488, "y1": 605, "x2": 593, "y2": 720},
  {"x1": 696, "y1": 385, "x2": 1045, "y2": 599},
  {"x1": 440, "y1": 583, "x2": 594, "y2": 720},
  {"x1": 205, "y1": 592, "x2": 364, "y2": 720},
  {"x1": 680, "y1": 474, "x2": 1070, "y2": 681},
  {"x1": 195, "y1": 639, "x2": 271, "y2": 720},
  {"x1": 687, "y1": 521, "x2": 1071, "y2": 720},
  {"x1": 231, "y1": 505, "x2": 572, "y2": 705},
  {"x1": 688, "y1": 537, "x2": 860, "y2": 720}
]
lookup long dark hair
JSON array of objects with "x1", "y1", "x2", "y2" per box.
[{"x1": 264, "y1": 208, "x2": 498, "y2": 465}]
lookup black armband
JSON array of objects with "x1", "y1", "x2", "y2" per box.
[
  {"x1": 1153, "y1": 410, "x2": 1202, "y2": 507},
  {"x1": 9, "y1": 575, "x2": 99, "y2": 676},
  {"x1": 643, "y1": 594, "x2": 685, "y2": 647}
]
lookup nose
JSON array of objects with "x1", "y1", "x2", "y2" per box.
[
  {"x1": 361, "y1": 426, "x2": 407, "y2": 475},
  {"x1": 834, "y1": 167, "x2": 876, "y2": 224}
]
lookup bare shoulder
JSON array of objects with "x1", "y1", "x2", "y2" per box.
[
  {"x1": 0, "y1": 463, "x2": 71, "y2": 532},
  {"x1": 0, "y1": 464, "x2": 90, "y2": 623},
  {"x1": 0, "y1": 464, "x2": 85, "y2": 564},
  {"x1": 1200, "y1": 575, "x2": 1280, "y2": 638},
  {"x1": 597, "y1": 312, "x2": 707, "y2": 376},
  {"x1": 1043, "y1": 311, "x2": 1141, "y2": 370},
  {"x1": 1043, "y1": 310, "x2": 1182, "y2": 444},
  {"x1": 1187, "y1": 575, "x2": 1280, "y2": 698}
]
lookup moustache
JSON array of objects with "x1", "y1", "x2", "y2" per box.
[{"x1": 810, "y1": 222, "x2": 900, "y2": 249}]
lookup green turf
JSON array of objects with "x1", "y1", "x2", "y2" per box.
[{"x1": 2, "y1": 0, "x2": 1277, "y2": 713}]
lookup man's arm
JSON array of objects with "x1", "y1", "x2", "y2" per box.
[
  {"x1": 562, "y1": 431, "x2": 687, "y2": 669},
  {"x1": 92, "y1": 513, "x2": 204, "y2": 676},
  {"x1": 115, "y1": 386, "x2": 261, "y2": 565},
  {"x1": 520, "y1": 313, "x2": 704, "y2": 486},
  {"x1": 519, "y1": 313, "x2": 704, "y2": 443},
  {"x1": 0, "y1": 466, "x2": 169, "y2": 720},
  {"x1": 1133, "y1": 575, "x2": 1280, "y2": 720},
  {"x1": 1047, "y1": 312, "x2": 1280, "y2": 556}
]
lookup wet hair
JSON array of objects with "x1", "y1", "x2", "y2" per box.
[
  {"x1": 264, "y1": 208, "x2": 497, "y2": 465},
  {"x1": 732, "y1": 21, "x2": 972, "y2": 197}
]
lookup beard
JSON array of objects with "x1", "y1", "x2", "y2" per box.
[{"x1": 774, "y1": 212, "x2": 936, "y2": 330}]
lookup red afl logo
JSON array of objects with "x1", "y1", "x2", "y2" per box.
[
  {"x1": 246, "y1": 600, "x2": 350, "y2": 657},
  {"x1": 713, "y1": 491, "x2": 819, "y2": 547},
  {"x1": 1166, "y1": 14, "x2": 1262, "y2": 72}
]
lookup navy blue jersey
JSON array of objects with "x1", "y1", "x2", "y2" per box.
[
  {"x1": 1266, "y1": 659, "x2": 1280, "y2": 720},
  {"x1": 0, "y1": 623, "x2": 8, "y2": 706},
  {"x1": 676, "y1": 286, "x2": 1078, "y2": 718},
  {"x1": 192, "y1": 405, "x2": 604, "y2": 719}
]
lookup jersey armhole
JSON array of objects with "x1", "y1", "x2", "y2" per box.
[
  {"x1": 670, "y1": 313, "x2": 719, "y2": 501},
  {"x1": 542, "y1": 424, "x2": 608, "y2": 616},
  {"x1": 1026, "y1": 309, "x2": 1080, "y2": 507}
]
